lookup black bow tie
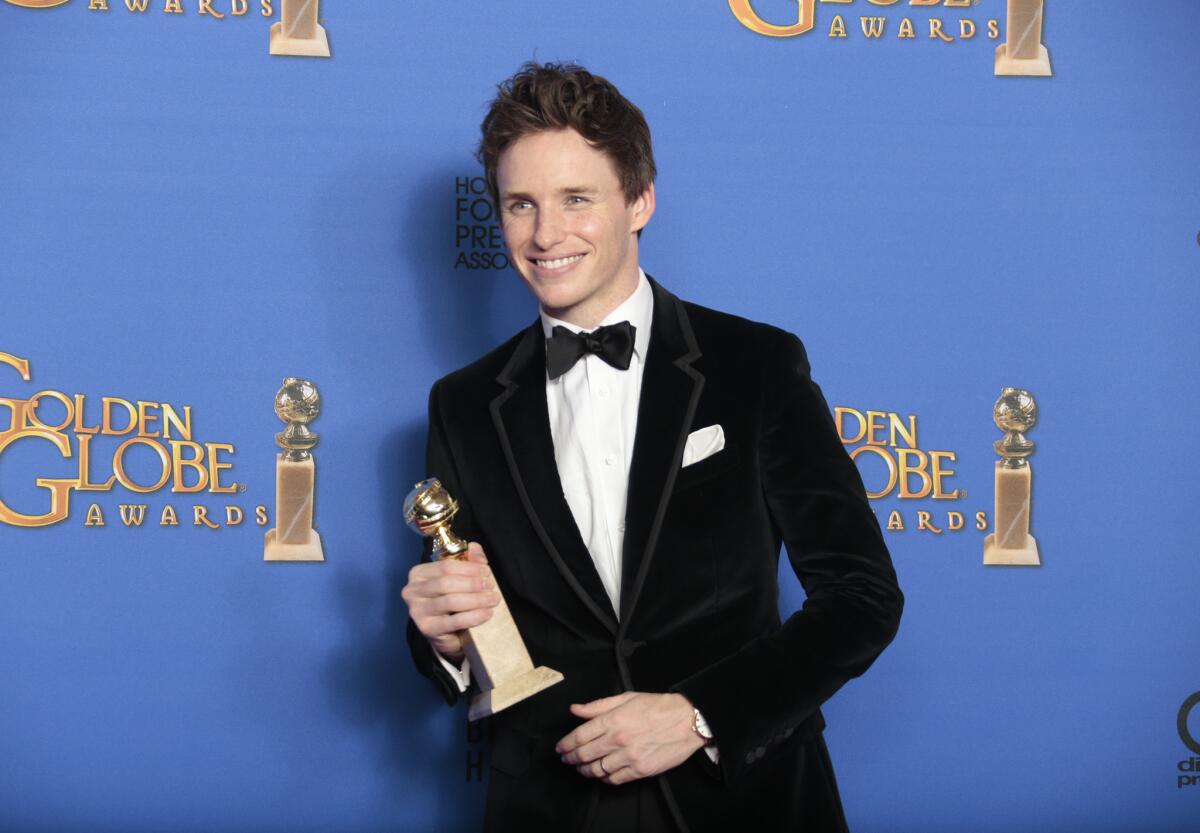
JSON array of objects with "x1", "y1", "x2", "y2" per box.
[{"x1": 545, "y1": 321, "x2": 636, "y2": 380}]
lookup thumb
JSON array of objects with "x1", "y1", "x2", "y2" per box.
[
  {"x1": 465, "y1": 542, "x2": 488, "y2": 564},
  {"x1": 570, "y1": 691, "x2": 637, "y2": 717}
]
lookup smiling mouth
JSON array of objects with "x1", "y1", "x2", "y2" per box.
[{"x1": 533, "y1": 254, "x2": 586, "y2": 270}]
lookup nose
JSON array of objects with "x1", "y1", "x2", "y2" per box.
[{"x1": 532, "y1": 206, "x2": 565, "y2": 251}]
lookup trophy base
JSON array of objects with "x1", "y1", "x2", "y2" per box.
[
  {"x1": 269, "y1": 22, "x2": 331, "y2": 58},
  {"x1": 264, "y1": 527, "x2": 326, "y2": 562},
  {"x1": 994, "y1": 43, "x2": 1052, "y2": 77},
  {"x1": 983, "y1": 533, "x2": 1040, "y2": 566},
  {"x1": 468, "y1": 665, "x2": 564, "y2": 722}
]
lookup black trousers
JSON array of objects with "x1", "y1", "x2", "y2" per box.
[{"x1": 587, "y1": 779, "x2": 680, "y2": 833}]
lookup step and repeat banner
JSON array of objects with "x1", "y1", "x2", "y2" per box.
[{"x1": 1, "y1": 1, "x2": 1197, "y2": 831}]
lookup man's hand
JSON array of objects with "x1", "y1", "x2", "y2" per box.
[
  {"x1": 401, "y1": 542, "x2": 499, "y2": 661},
  {"x1": 556, "y1": 692, "x2": 705, "y2": 786}
]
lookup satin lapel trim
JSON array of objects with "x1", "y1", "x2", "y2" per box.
[
  {"x1": 490, "y1": 323, "x2": 619, "y2": 635},
  {"x1": 619, "y1": 283, "x2": 705, "y2": 624}
]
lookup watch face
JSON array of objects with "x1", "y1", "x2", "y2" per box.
[{"x1": 694, "y1": 709, "x2": 713, "y2": 740}]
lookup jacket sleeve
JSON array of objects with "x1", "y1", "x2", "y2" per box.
[
  {"x1": 672, "y1": 331, "x2": 903, "y2": 783},
  {"x1": 405, "y1": 378, "x2": 483, "y2": 707}
]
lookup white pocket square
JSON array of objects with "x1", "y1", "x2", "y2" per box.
[{"x1": 681, "y1": 424, "x2": 725, "y2": 468}]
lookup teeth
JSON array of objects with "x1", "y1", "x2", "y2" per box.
[{"x1": 535, "y1": 254, "x2": 584, "y2": 269}]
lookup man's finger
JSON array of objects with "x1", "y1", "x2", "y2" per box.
[
  {"x1": 465, "y1": 542, "x2": 489, "y2": 563},
  {"x1": 555, "y1": 716, "x2": 608, "y2": 755},
  {"x1": 569, "y1": 691, "x2": 637, "y2": 718},
  {"x1": 423, "y1": 590, "x2": 500, "y2": 615}
]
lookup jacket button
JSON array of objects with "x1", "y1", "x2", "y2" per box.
[
  {"x1": 619, "y1": 639, "x2": 642, "y2": 657},
  {"x1": 754, "y1": 746, "x2": 766, "y2": 760}
]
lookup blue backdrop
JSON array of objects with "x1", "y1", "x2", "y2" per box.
[{"x1": 2, "y1": 1, "x2": 1198, "y2": 831}]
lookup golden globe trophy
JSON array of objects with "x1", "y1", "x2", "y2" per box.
[
  {"x1": 269, "y1": 0, "x2": 331, "y2": 58},
  {"x1": 983, "y1": 388, "x2": 1041, "y2": 566},
  {"x1": 995, "y1": 0, "x2": 1053, "y2": 77},
  {"x1": 405, "y1": 478, "x2": 563, "y2": 720},
  {"x1": 264, "y1": 378, "x2": 325, "y2": 563}
]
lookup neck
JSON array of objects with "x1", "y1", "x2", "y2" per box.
[{"x1": 546, "y1": 265, "x2": 641, "y2": 330}]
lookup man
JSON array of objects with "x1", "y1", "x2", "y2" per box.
[{"x1": 402, "y1": 62, "x2": 903, "y2": 833}]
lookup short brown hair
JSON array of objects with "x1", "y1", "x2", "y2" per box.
[{"x1": 477, "y1": 62, "x2": 656, "y2": 212}]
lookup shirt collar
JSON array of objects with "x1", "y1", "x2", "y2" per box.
[{"x1": 539, "y1": 269, "x2": 653, "y2": 361}]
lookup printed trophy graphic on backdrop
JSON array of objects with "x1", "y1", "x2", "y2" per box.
[
  {"x1": 995, "y1": 0, "x2": 1053, "y2": 77},
  {"x1": 264, "y1": 378, "x2": 326, "y2": 562},
  {"x1": 405, "y1": 479, "x2": 563, "y2": 720},
  {"x1": 983, "y1": 387, "x2": 1041, "y2": 566},
  {"x1": 269, "y1": 0, "x2": 331, "y2": 58}
]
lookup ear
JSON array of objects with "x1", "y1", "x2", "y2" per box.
[{"x1": 629, "y1": 182, "x2": 656, "y2": 233}]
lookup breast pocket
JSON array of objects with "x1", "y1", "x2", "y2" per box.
[{"x1": 672, "y1": 443, "x2": 740, "y2": 494}]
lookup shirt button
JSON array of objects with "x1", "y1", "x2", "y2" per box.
[
  {"x1": 617, "y1": 522, "x2": 625, "y2": 533},
  {"x1": 604, "y1": 454, "x2": 615, "y2": 466},
  {"x1": 597, "y1": 387, "x2": 609, "y2": 398}
]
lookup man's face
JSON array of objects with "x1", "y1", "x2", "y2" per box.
[{"x1": 496, "y1": 128, "x2": 654, "y2": 328}]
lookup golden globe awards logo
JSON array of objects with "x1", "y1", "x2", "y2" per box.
[
  {"x1": 0, "y1": 351, "x2": 266, "y2": 530},
  {"x1": 728, "y1": 0, "x2": 1054, "y2": 77},
  {"x1": 836, "y1": 406, "x2": 989, "y2": 535}
]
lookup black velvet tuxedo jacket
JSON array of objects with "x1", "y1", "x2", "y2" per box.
[{"x1": 406, "y1": 278, "x2": 903, "y2": 833}]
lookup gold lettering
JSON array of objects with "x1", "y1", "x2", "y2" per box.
[
  {"x1": 947, "y1": 511, "x2": 964, "y2": 531},
  {"x1": 929, "y1": 18, "x2": 953, "y2": 42},
  {"x1": 728, "y1": 0, "x2": 816, "y2": 38},
  {"x1": 113, "y1": 437, "x2": 170, "y2": 493},
  {"x1": 207, "y1": 443, "x2": 236, "y2": 493},
  {"x1": 828, "y1": 14, "x2": 847, "y2": 38},
  {"x1": 930, "y1": 450, "x2": 957, "y2": 498},
  {"x1": 160, "y1": 403, "x2": 192, "y2": 441},
  {"x1": 260, "y1": 0, "x2": 272, "y2": 16},
  {"x1": 898, "y1": 17, "x2": 915, "y2": 38},
  {"x1": 85, "y1": 503, "x2": 105, "y2": 526},
  {"x1": 944, "y1": 0, "x2": 970, "y2": 6},
  {"x1": 119, "y1": 504, "x2": 148, "y2": 526},
  {"x1": 231, "y1": 0, "x2": 247, "y2": 14},
  {"x1": 865, "y1": 411, "x2": 888, "y2": 445},
  {"x1": 0, "y1": 397, "x2": 31, "y2": 434},
  {"x1": 163, "y1": 0, "x2": 182, "y2": 12},
  {"x1": 125, "y1": 0, "x2": 150, "y2": 9},
  {"x1": 909, "y1": 0, "x2": 938, "y2": 5},
  {"x1": 198, "y1": 0, "x2": 223, "y2": 17},
  {"x1": 975, "y1": 511, "x2": 989, "y2": 531},
  {"x1": 75, "y1": 434, "x2": 117, "y2": 491},
  {"x1": 987, "y1": 18, "x2": 999, "y2": 39},
  {"x1": 916, "y1": 510, "x2": 942, "y2": 534},
  {"x1": 136, "y1": 400, "x2": 161, "y2": 439},
  {"x1": 865, "y1": 0, "x2": 899, "y2": 4},
  {"x1": 160, "y1": 504, "x2": 179, "y2": 526},
  {"x1": 896, "y1": 448, "x2": 931, "y2": 499},
  {"x1": 101, "y1": 397, "x2": 137, "y2": 436},
  {"x1": 889, "y1": 412, "x2": 917, "y2": 448},
  {"x1": 73, "y1": 394, "x2": 100, "y2": 434},
  {"x1": 27, "y1": 390, "x2": 73, "y2": 433},
  {"x1": 835, "y1": 407, "x2": 866, "y2": 444},
  {"x1": 226, "y1": 505, "x2": 244, "y2": 526},
  {"x1": 0, "y1": 430, "x2": 75, "y2": 527},
  {"x1": 170, "y1": 441, "x2": 210, "y2": 493},
  {"x1": 886, "y1": 510, "x2": 904, "y2": 531},
  {"x1": 0, "y1": 352, "x2": 31, "y2": 381},
  {"x1": 860, "y1": 16, "x2": 886, "y2": 38},
  {"x1": 849, "y1": 445, "x2": 897, "y2": 499},
  {"x1": 88, "y1": 0, "x2": 110, "y2": 9},
  {"x1": 193, "y1": 505, "x2": 219, "y2": 529},
  {"x1": 959, "y1": 18, "x2": 975, "y2": 38},
  {"x1": 255, "y1": 505, "x2": 269, "y2": 526}
]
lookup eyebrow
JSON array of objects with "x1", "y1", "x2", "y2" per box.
[{"x1": 501, "y1": 185, "x2": 600, "y2": 202}]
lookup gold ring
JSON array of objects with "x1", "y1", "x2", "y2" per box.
[{"x1": 598, "y1": 759, "x2": 609, "y2": 776}]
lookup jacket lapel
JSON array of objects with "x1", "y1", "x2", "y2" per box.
[
  {"x1": 490, "y1": 323, "x2": 619, "y2": 635},
  {"x1": 619, "y1": 279, "x2": 705, "y2": 624}
]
